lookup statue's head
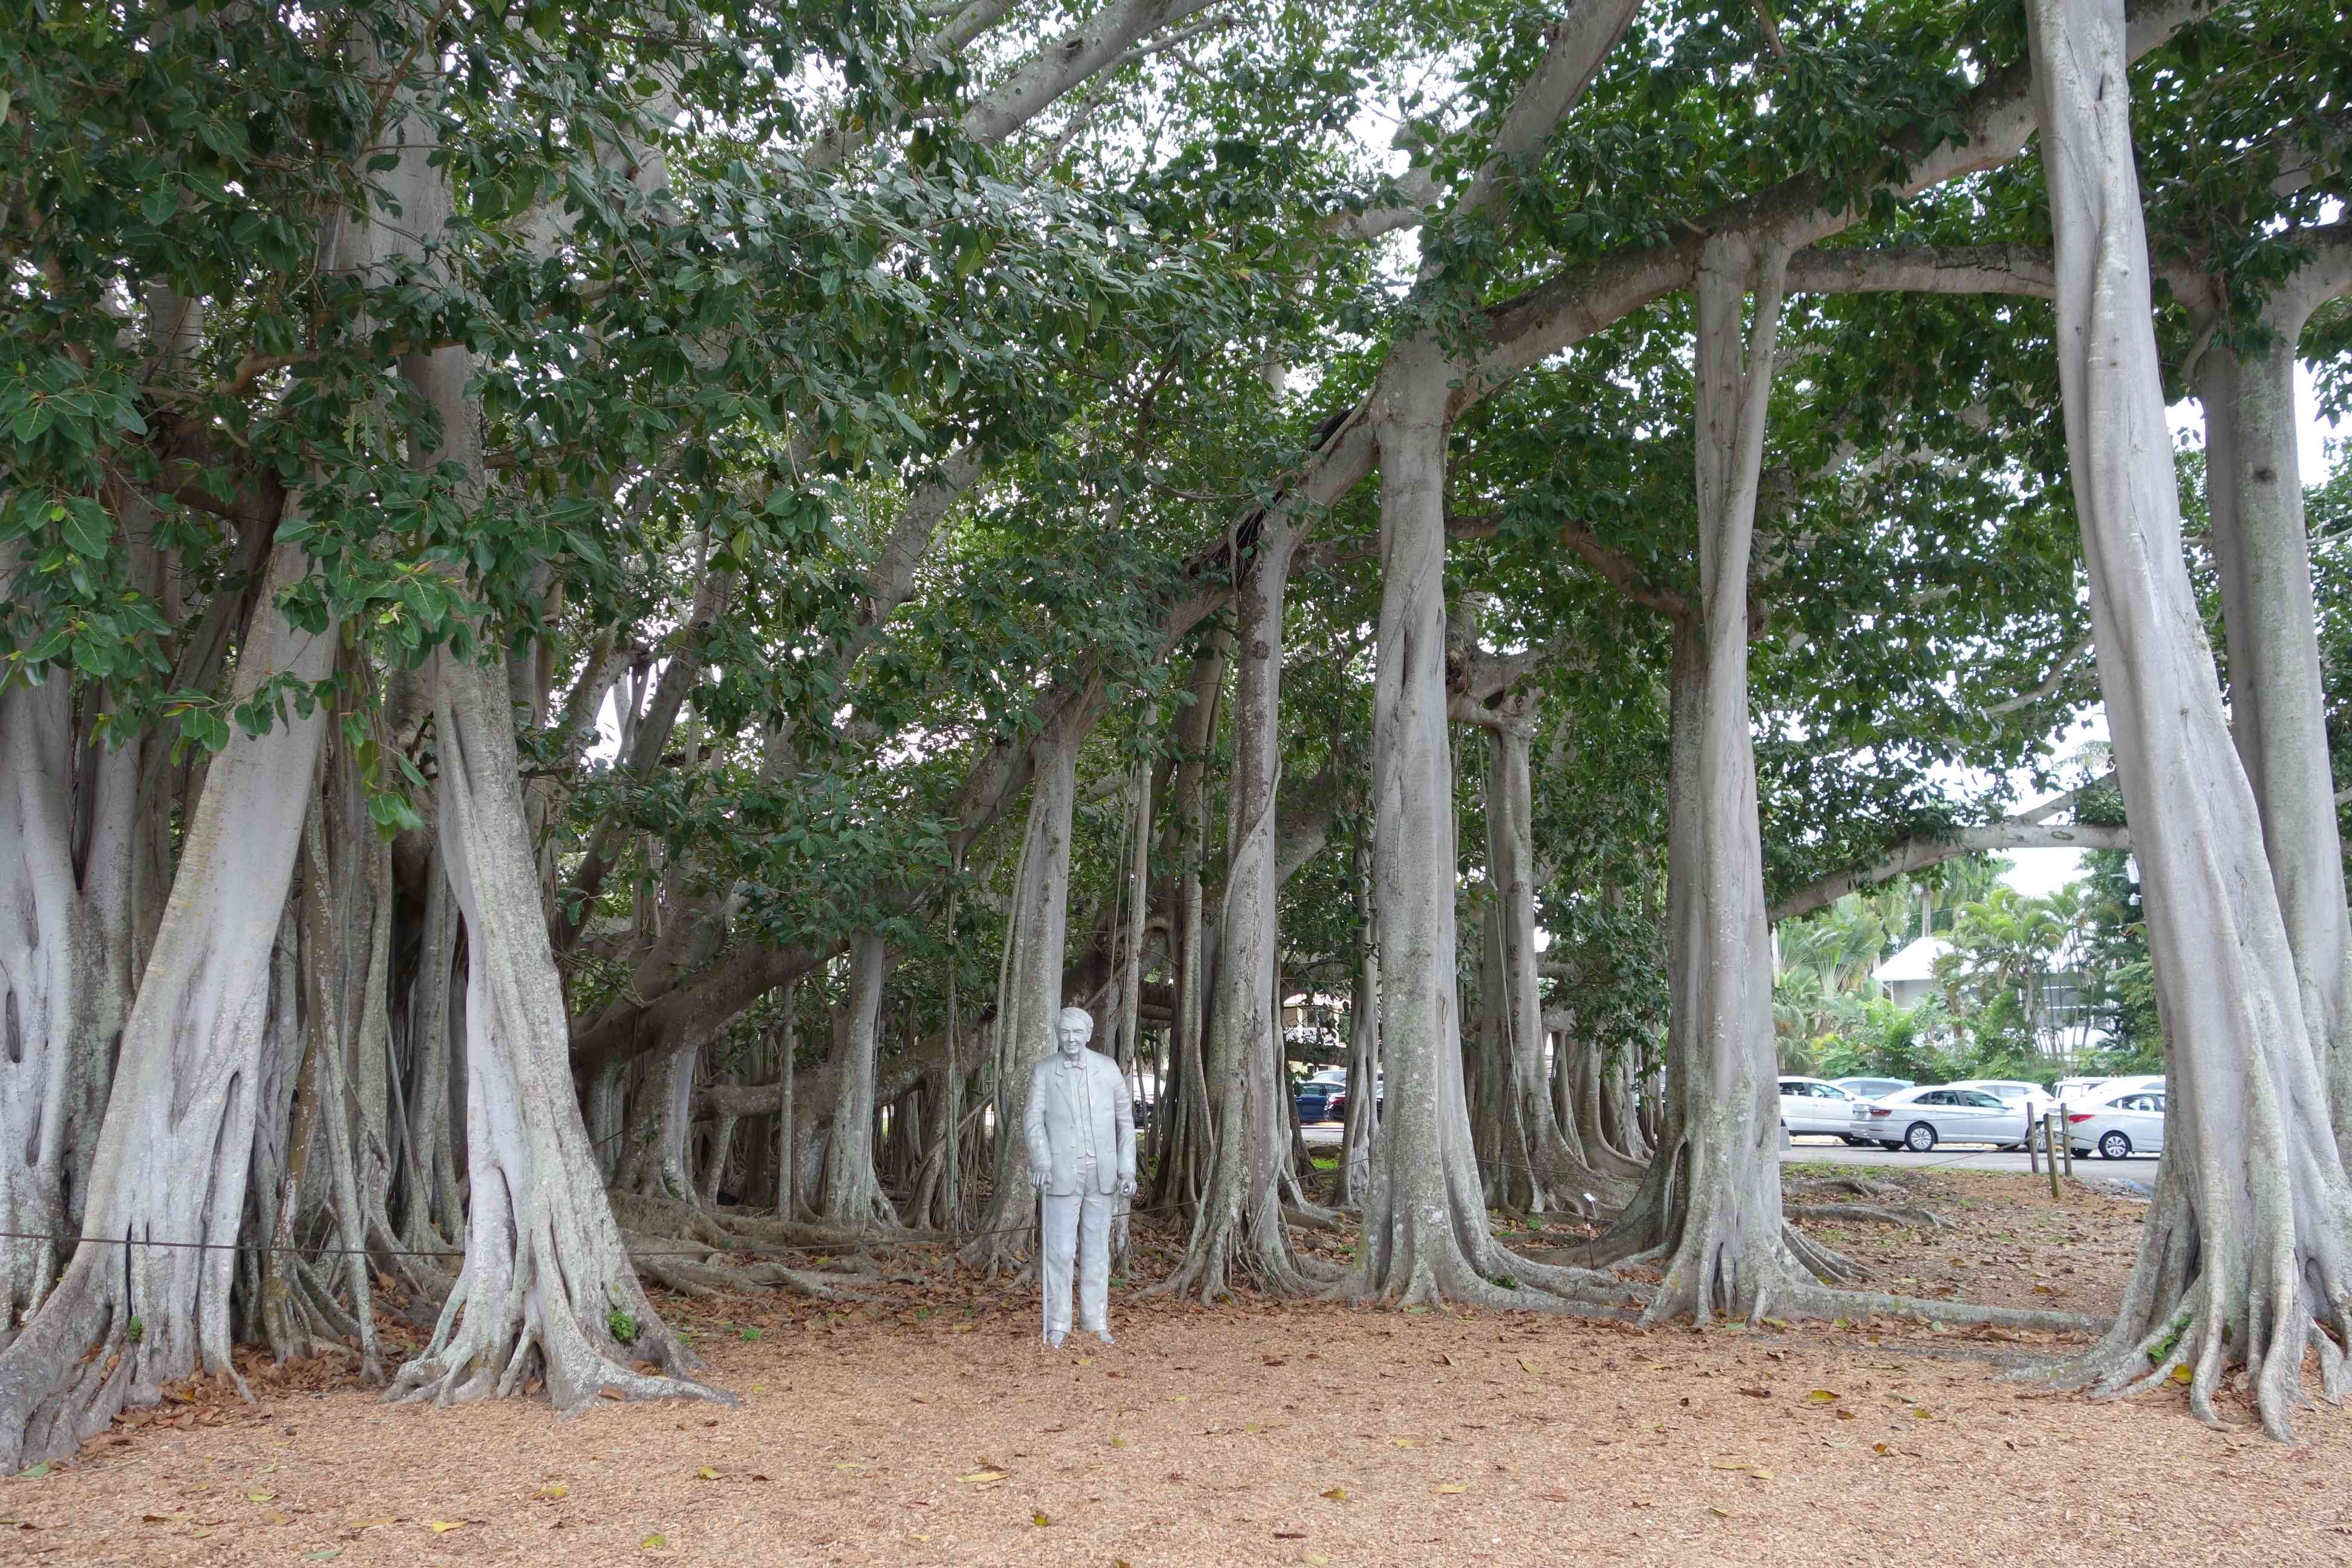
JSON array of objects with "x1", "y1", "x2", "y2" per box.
[{"x1": 1055, "y1": 1006, "x2": 1094, "y2": 1058}]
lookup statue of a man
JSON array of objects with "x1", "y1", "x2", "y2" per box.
[{"x1": 1021, "y1": 1005, "x2": 1135, "y2": 1348}]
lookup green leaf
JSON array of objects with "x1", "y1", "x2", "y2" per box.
[{"x1": 60, "y1": 498, "x2": 111, "y2": 558}]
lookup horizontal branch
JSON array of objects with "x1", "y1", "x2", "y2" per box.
[
  {"x1": 1783, "y1": 242, "x2": 2054, "y2": 298},
  {"x1": 1556, "y1": 518, "x2": 1694, "y2": 621},
  {"x1": 1771, "y1": 818, "x2": 2130, "y2": 923}
]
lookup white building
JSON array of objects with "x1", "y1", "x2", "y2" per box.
[{"x1": 1870, "y1": 935, "x2": 1955, "y2": 1011}]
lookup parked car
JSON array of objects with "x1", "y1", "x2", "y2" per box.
[
  {"x1": 1294, "y1": 1068, "x2": 1348, "y2": 1124},
  {"x1": 2066, "y1": 1086, "x2": 2166, "y2": 1160},
  {"x1": 1325, "y1": 1074, "x2": 1383, "y2": 1124},
  {"x1": 1950, "y1": 1078, "x2": 2058, "y2": 1133},
  {"x1": 1777, "y1": 1076, "x2": 1866, "y2": 1139},
  {"x1": 2052, "y1": 1076, "x2": 2111, "y2": 1103},
  {"x1": 2094, "y1": 1073, "x2": 2165, "y2": 1098},
  {"x1": 1852, "y1": 1083, "x2": 2028, "y2": 1152},
  {"x1": 1831, "y1": 1076, "x2": 1913, "y2": 1103}
]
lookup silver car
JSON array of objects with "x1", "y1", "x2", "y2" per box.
[
  {"x1": 2065, "y1": 1087, "x2": 2166, "y2": 1160},
  {"x1": 1832, "y1": 1076, "x2": 1913, "y2": 1102},
  {"x1": 1852, "y1": 1084, "x2": 2026, "y2": 1153}
]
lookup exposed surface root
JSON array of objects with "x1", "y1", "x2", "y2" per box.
[
  {"x1": 629, "y1": 1244, "x2": 868, "y2": 1303},
  {"x1": 1786, "y1": 1174, "x2": 1910, "y2": 1202},
  {"x1": 1786, "y1": 1201, "x2": 1949, "y2": 1229}
]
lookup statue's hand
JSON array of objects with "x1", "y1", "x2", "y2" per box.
[
  {"x1": 1031, "y1": 1168, "x2": 1050, "y2": 1191},
  {"x1": 1120, "y1": 1176, "x2": 1137, "y2": 1198}
]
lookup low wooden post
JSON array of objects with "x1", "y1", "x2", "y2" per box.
[
  {"x1": 2045, "y1": 1112, "x2": 2062, "y2": 1200},
  {"x1": 2028, "y1": 1107, "x2": 2041, "y2": 1174}
]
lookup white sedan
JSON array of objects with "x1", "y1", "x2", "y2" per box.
[
  {"x1": 1777, "y1": 1076, "x2": 1867, "y2": 1139},
  {"x1": 1851, "y1": 1085, "x2": 2031, "y2": 1153},
  {"x1": 2065, "y1": 1087, "x2": 2166, "y2": 1160},
  {"x1": 1950, "y1": 1077, "x2": 2059, "y2": 1126}
]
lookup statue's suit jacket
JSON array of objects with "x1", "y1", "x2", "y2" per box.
[{"x1": 1022, "y1": 1047, "x2": 1136, "y2": 1197}]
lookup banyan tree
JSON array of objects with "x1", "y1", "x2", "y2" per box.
[{"x1": 4, "y1": 0, "x2": 2349, "y2": 1466}]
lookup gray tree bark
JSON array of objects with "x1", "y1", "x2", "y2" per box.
[
  {"x1": 0, "y1": 543, "x2": 335, "y2": 1469},
  {"x1": 819, "y1": 933, "x2": 901, "y2": 1230},
  {"x1": 389, "y1": 648, "x2": 715, "y2": 1410},
  {"x1": 1347, "y1": 345, "x2": 1618, "y2": 1313},
  {"x1": 2031, "y1": 0, "x2": 2352, "y2": 1439},
  {"x1": 959, "y1": 688, "x2": 1099, "y2": 1272},
  {"x1": 380, "y1": 83, "x2": 712, "y2": 1406},
  {"x1": 1337, "y1": 820, "x2": 1382, "y2": 1207},
  {"x1": 1151, "y1": 638, "x2": 1226, "y2": 1207},
  {"x1": 1155, "y1": 517, "x2": 1322, "y2": 1297},
  {"x1": 2202, "y1": 283, "x2": 2352, "y2": 1148},
  {"x1": 1480, "y1": 713, "x2": 1632, "y2": 1212}
]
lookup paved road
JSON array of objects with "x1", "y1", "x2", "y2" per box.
[
  {"x1": 1304, "y1": 1124, "x2": 2153, "y2": 1180},
  {"x1": 1778, "y1": 1134, "x2": 2152, "y2": 1176}
]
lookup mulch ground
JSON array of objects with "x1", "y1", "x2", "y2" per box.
[{"x1": 8, "y1": 1168, "x2": 2350, "y2": 1567}]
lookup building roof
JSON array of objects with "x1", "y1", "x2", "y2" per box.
[{"x1": 1871, "y1": 935, "x2": 1954, "y2": 985}]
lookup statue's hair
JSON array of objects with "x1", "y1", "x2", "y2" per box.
[{"x1": 1055, "y1": 1006, "x2": 1095, "y2": 1036}]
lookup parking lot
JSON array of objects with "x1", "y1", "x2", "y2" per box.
[{"x1": 1777, "y1": 1133, "x2": 2151, "y2": 1178}]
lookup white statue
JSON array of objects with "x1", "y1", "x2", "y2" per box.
[{"x1": 1022, "y1": 1005, "x2": 1136, "y2": 1347}]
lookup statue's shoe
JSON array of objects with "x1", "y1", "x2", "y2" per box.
[
  {"x1": 1090, "y1": 1330, "x2": 1116, "y2": 1347},
  {"x1": 1045, "y1": 1332, "x2": 1067, "y2": 1349}
]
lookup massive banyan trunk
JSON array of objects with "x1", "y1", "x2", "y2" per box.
[
  {"x1": 2201, "y1": 288, "x2": 2352, "y2": 1149},
  {"x1": 959, "y1": 688, "x2": 1098, "y2": 1273},
  {"x1": 2031, "y1": 0, "x2": 2352, "y2": 1439},
  {"x1": 390, "y1": 646, "x2": 713, "y2": 1408},
  {"x1": 1594, "y1": 240, "x2": 1837, "y2": 1323},
  {"x1": 1157, "y1": 516, "x2": 1321, "y2": 1298},
  {"x1": 0, "y1": 671, "x2": 125, "y2": 1332},
  {"x1": 1347, "y1": 346, "x2": 1618, "y2": 1313},
  {"x1": 0, "y1": 544, "x2": 334, "y2": 1471},
  {"x1": 1587, "y1": 244, "x2": 2048, "y2": 1331},
  {"x1": 381, "y1": 94, "x2": 710, "y2": 1406},
  {"x1": 818, "y1": 933, "x2": 901, "y2": 1230}
]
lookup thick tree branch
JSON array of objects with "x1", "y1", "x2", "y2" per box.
[
  {"x1": 1771, "y1": 817, "x2": 2130, "y2": 923},
  {"x1": 1557, "y1": 517, "x2": 1694, "y2": 621},
  {"x1": 1783, "y1": 242, "x2": 2056, "y2": 298}
]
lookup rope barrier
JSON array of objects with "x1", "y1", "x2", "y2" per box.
[{"x1": 0, "y1": 1197, "x2": 1194, "y2": 1269}]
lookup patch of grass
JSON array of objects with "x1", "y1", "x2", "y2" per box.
[{"x1": 608, "y1": 1308, "x2": 639, "y2": 1346}]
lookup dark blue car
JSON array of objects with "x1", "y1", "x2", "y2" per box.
[{"x1": 1293, "y1": 1068, "x2": 1348, "y2": 1123}]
